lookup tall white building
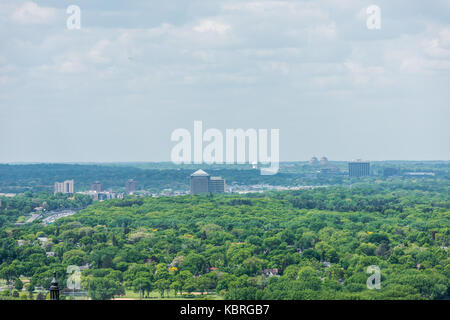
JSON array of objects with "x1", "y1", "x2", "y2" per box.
[
  {"x1": 54, "y1": 180, "x2": 74, "y2": 194},
  {"x1": 125, "y1": 179, "x2": 137, "y2": 194}
]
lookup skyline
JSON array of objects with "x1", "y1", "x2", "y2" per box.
[
  {"x1": 1, "y1": 0, "x2": 449, "y2": 162},
  {"x1": 1, "y1": 159, "x2": 449, "y2": 165}
]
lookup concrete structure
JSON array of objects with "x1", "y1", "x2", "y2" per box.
[
  {"x1": 209, "y1": 177, "x2": 226, "y2": 193},
  {"x1": 54, "y1": 180, "x2": 74, "y2": 194},
  {"x1": 405, "y1": 172, "x2": 435, "y2": 177},
  {"x1": 349, "y1": 160, "x2": 370, "y2": 177},
  {"x1": 190, "y1": 169, "x2": 210, "y2": 194},
  {"x1": 190, "y1": 169, "x2": 226, "y2": 194},
  {"x1": 125, "y1": 179, "x2": 137, "y2": 194},
  {"x1": 0, "y1": 193, "x2": 16, "y2": 197},
  {"x1": 90, "y1": 182, "x2": 103, "y2": 192},
  {"x1": 77, "y1": 190, "x2": 123, "y2": 201}
]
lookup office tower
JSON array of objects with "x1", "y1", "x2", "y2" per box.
[
  {"x1": 190, "y1": 170, "x2": 210, "y2": 194},
  {"x1": 90, "y1": 181, "x2": 103, "y2": 192},
  {"x1": 190, "y1": 170, "x2": 226, "y2": 194},
  {"x1": 54, "y1": 182, "x2": 63, "y2": 194},
  {"x1": 125, "y1": 179, "x2": 137, "y2": 194},
  {"x1": 54, "y1": 180, "x2": 74, "y2": 194},
  {"x1": 209, "y1": 177, "x2": 226, "y2": 193},
  {"x1": 65, "y1": 180, "x2": 74, "y2": 194},
  {"x1": 349, "y1": 160, "x2": 370, "y2": 177}
]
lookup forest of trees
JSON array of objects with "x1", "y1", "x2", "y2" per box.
[
  {"x1": 0, "y1": 177, "x2": 448, "y2": 300},
  {"x1": 0, "y1": 192, "x2": 92, "y2": 228}
]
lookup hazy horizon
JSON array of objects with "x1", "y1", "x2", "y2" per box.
[{"x1": 1, "y1": 159, "x2": 449, "y2": 165}]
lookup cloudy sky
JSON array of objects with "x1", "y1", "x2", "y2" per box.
[{"x1": 0, "y1": 0, "x2": 449, "y2": 162}]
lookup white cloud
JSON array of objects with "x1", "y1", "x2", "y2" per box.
[
  {"x1": 223, "y1": 1, "x2": 328, "y2": 22},
  {"x1": 89, "y1": 40, "x2": 112, "y2": 64},
  {"x1": 308, "y1": 22, "x2": 337, "y2": 39},
  {"x1": 0, "y1": 76, "x2": 13, "y2": 85},
  {"x1": 400, "y1": 56, "x2": 450, "y2": 74},
  {"x1": 438, "y1": 28, "x2": 450, "y2": 48},
  {"x1": 344, "y1": 61, "x2": 387, "y2": 85},
  {"x1": 11, "y1": 1, "x2": 57, "y2": 24},
  {"x1": 58, "y1": 60, "x2": 85, "y2": 74},
  {"x1": 425, "y1": 28, "x2": 450, "y2": 58},
  {"x1": 194, "y1": 20, "x2": 231, "y2": 34}
]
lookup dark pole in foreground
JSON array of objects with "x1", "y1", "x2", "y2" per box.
[{"x1": 49, "y1": 271, "x2": 60, "y2": 300}]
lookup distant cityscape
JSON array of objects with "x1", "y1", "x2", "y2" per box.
[
  {"x1": 0, "y1": 157, "x2": 433, "y2": 227},
  {"x1": 43, "y1": 157, "x2": 437, "y2": 202}
]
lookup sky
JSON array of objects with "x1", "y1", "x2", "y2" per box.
[{"x1": 0, "y1": 0, "x2": 449, "y2": 163}]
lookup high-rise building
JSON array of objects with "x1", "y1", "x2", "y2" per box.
[
  {"x1": 90, "y1": 181, "x2": 103, "y2": 192},
  {"x1": 54, "y1": 182, "x2": 62, "y2": 194},
  {"x1": 190, "y1": 170, "x2": 210, "y2": 194},
  {"x1": 54, "y1": 180, "x2": 74, "y2": 194},
  {"x1": 189, "y1": 170, "x2": 227, "y2": 195},
  {"x1": 209, "y1": 177, "x2": 226, "y2": 193},
  {"x1": 125, "y1": 179, "x2": 137, "y2": 194},
  {"x1": 349, "y1": 160, "x2": 370, "y2": 177}
]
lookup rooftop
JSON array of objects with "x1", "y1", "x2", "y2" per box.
[{"x1": 191, "y1": 169, "x2": 210, "y2": 177}]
